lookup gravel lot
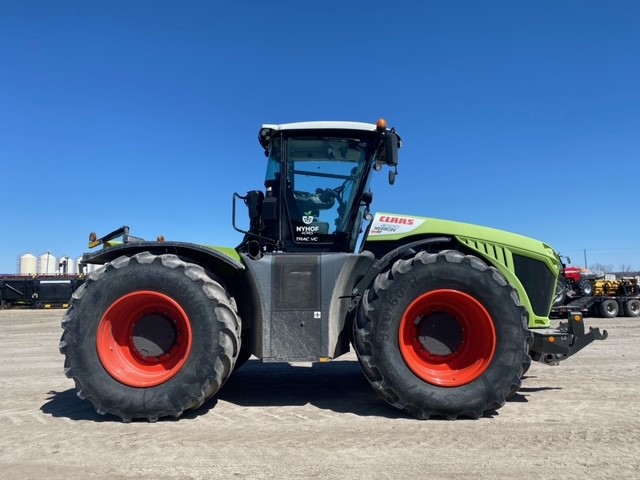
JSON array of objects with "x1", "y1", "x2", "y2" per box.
[{"x1": 0, "y1": 309, "x2": 638, "y2": 479}]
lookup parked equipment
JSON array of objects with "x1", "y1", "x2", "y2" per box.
[
  {"x1": 60, "y1": 119, "x2": 607, "y2": 421},
  {"x1": 591, "y1": 277, "x2": 640, "y2": 318},
  {"x1": 1, "y1": 275, "x2": 85, "y2": 309},
  {"x1": 552, "y1": 259, "x2": 640, "y2": 318},
  {"x1": 561, "y1": 266, "x2": 599, "y2": 297}
]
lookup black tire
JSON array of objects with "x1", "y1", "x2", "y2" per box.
[
  {"x1": 353, "y1": 250, "x2": 531, "y2": 419},
  {"x1": 233, "y1": 343, "x2": 253, "y2": 371},
  {"x1": 599, "y1": 299, "x2": 619, "y2": 318},
  {"x1": 59, "y1": 252, "x2": 240, "y2": 421},
  {"x1": 578, "y1": 279, "x2": 594, "y2": 297},
  {"x1": 553, "y1": 280, "x2": 567, "y2": 306},
  {"x1": 623, "y1": 299, "x2": 640, "y2": 317}
]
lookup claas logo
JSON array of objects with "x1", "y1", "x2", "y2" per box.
[{"x1": 379, "y1": 216, "x2": 415, "y2": 225}]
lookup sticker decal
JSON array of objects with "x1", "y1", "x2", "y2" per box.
[
  {"x1": 302, "y1": 212, "x2": 314, "y2": 225},
  {"x1": 296, "y1": 225, "x2": 319, "y2": 234},
  {"x1": 295, "y1": 220, "x2": 320, "y2": 242},
  {"x1": 369, "y1": 213, "x2": 425, "y2": 236}
]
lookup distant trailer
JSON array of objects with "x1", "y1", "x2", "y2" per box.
[
  {"x1": 551, "y1": 295, "x2": 640, "y2": 319},
  {"x1": 551, "y1": 296, "x2": 594, "y2": 318},
  {"x1": 0, "y1": 275, "x2": 85, "y2": 309},
  {"x1": 589, "y1": 295, "x2": 640, "y2": 318}
]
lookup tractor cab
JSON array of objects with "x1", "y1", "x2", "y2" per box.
[{"x1": 234, "y1": 119, "x2": 400, "y2": 255}]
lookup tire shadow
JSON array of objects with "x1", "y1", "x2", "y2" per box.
[
  {"x1": 41, "y1": 389, "x2": 111, "y2": 422},
  {"x1": 40, "y1": 389, "x2": 217, "y2": 422}
]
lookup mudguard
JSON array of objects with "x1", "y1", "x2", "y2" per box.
[{"x1": 82, "y1": 241, "x2": 244, "y2": 277}]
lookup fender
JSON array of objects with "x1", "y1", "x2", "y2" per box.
[
  {"x1": 353, "y1": 236, "x2": 452, "y2": 300},
  {"x1": 82, "y1": 241, "x2": 245, "y2": 277}
]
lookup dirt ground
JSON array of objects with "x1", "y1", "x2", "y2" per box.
[{"x1": 0, "y1": 309, "x2": 638, "y2": 480}]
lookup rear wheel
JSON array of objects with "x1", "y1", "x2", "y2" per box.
[
  {"x1": 354, "y1": 250, "x2": 531, "y2": 419},
  {"x1": 60, "y1": 252, "x2": 240, "y2": 421},
  {"x1": 623, "y1": 299, "x2": 640, "y2": 317},
  {"x1": 599, "y1": 299, "x2": 619, "y2": 318}
]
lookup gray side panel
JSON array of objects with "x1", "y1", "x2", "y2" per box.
[
  {"x1": 270, "y1": 255, "x2": 322, "y2": 359},
  {"x1": 243, "y1": 252, "x2": 374, "y2": 362}
]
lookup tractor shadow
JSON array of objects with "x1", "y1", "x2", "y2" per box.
[
  {"x1": 41, "y1": 367, "x2": 560, "y2": 422},
  {"x1": 219, "y1": 362, "x2": 563, "y2": 418},
  {"x1": 217, "y1": 359, "x2": 409, "y2": 419},
  {"x1": 507, "y1": 375, "x2": 563, "y2": 403},
  {"x1": 40, "y1": 360, "x2": 399, "y2": 422}
]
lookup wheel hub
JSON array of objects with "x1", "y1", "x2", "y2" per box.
[
  {"x1": 132, "y1": 313, "x2": 178, "y2": 360},
  {"x1": 416, "y1": 312, "x2": 463, "y2": 357}
]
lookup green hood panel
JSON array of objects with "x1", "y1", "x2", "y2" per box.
[{"x1": 368, "y1": 213, "x2": 552, "y2": 257}]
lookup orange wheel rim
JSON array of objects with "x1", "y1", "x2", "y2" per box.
[
  {"x1": 399, "y1": 289, "x2": 496, "y2": 387},
  {"x1": 97, "y1": 291, "x2": 192, "y2": 387}
]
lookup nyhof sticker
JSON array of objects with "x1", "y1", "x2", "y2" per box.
[
  {"x1": 369, "y1": 214, "x2": 424, "y2": 236},
  {"x1": 295, "y1": 223, "x2": 320, "y2": 242}
]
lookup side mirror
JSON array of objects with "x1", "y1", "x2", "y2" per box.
[{"x1": 384, "y1": 132, "x2": 399, "y2": 167}]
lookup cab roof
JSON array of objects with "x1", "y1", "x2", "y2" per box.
[{"x1": 261, "y1": 121, "x2": 378, "y2": 132}]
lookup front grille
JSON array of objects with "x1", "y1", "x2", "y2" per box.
[{"x1": 513, "y1": 254, "x2": 556, "y2": 316}]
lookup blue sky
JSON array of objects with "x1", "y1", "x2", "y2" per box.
[{"x1": 1, "y1": 1, "x2": 638, "y2": 274}]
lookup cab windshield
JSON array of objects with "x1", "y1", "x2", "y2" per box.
[{"x1": 285, "y1": 137, "x2": 372, "y2": 242}]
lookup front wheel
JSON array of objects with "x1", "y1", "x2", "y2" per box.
[
  {"x1": 353, "y1": 250, "x2": 531, "y2": 419},
  {"x1": 60, "y1": 252, "x2": 240, "y2": 421}
]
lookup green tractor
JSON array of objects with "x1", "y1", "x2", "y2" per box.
[{"x1": 60, "y1": 119, "x2": 606, "y2": 421}]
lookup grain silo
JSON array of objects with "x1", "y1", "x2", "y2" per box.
[
  {"x1": 19, "y1": 253, "x2": 37, "y2": 275},
  {"x1": 39, "y1": 252, "x2": 58, "y2": 275},
  {"x1": 59, "y1": 256, "x2": 76, "y2": 274},
  {"x1": 77, "y1": 257, "x2": 86, "y2": 275}
]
